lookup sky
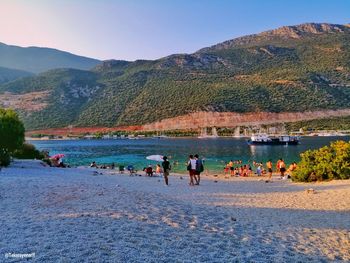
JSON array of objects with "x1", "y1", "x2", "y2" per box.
[{"x1": 0, "y1": 0, "x2": 349, "y2": 61}]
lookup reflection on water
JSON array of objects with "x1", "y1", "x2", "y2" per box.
[
  {"x1": 249, "y1": 144, "x2": 295, "y2": 162},
  {"x1": 30, "y1": 136, "x2": 350, "y2": 173}
]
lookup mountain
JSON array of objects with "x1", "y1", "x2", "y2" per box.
[
  {"x1": 1, "y1": 22, "x2": 350, "y2": 131},
  {"x1": 198, "y1": 23, "x2": 350, "y2": 52},
  {"x1": 0, "y1": 42, "x2": 101, "y2": 74},
  {"x1": 0, "y1": 66, "x2": 33, "y2": 84}
]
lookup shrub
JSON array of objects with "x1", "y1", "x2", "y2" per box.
[
  {"x1": 292, "y1": 140, "x2": 350, "y2": 182},
  {"x1": 13, "y1": 143, "x2": 45, "y2": 160},
  {"x1": 0, "y1": 108, "x2": 25, "y2": 166},
  {"x1": 0, "y1": 149, "x2": 11, "y2": 167}
]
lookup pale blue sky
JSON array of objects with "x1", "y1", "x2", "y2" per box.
[{"x1": 0, "y1": 0, "x2": 349, "y2": 60}]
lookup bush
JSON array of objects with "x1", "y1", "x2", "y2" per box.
[
  {"x1": 292, "y1": 140, "x2": 350, "y2": 182},
  {"x1": 0, "y1": 149, "x2": 10, "y2": 167},
  {"x1": 13, "y1": 143, "x2": 45, "y2": 160},
  {"x1": 0, "y1": 108, "x2": 25, "y2": 166}
]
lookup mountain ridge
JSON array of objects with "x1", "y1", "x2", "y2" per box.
[
  {"x1": 0, "y1": 42, "x2": 101, "y2": 74},
  {"x1": 1, "y1": 22, "x2": 350, "y2": 131},
  {"x1": 198, "y1": 22, "x2": 350, "y2": 53}
]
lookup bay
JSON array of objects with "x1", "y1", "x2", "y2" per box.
[{"x1": 30, "y1": 136, "x2": 350, "y2": 173}]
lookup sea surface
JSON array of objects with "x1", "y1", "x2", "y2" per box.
[{"x1": 30, "y1": 136, "x2": 350, "y2": 173}]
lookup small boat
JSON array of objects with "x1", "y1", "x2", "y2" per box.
[
  {"x1": 317, "y1": 132, "x2": 347, "y2": 137},
  {"x1": 153, "y1": 135, "x2": 168, "y2": 139},
  {"x1": 198, "y1": 135, "x2": 218, "y2": 139},
  {"x1": 247, "y1": 134, "x2": 300, "y2": 145}
]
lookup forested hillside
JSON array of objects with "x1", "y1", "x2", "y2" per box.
[
  {"x1": 1, "y1": 23, "x2": 350, "y2": 130},
  {"x1": 0, "y1": 66, "x2": 33, "y2": 84}
]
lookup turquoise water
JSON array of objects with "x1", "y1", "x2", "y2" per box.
[{"x1": 30, "y1": 136, "x2": 350, "y2": 173}]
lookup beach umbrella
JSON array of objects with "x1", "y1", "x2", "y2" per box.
[
  {"x1": 51, "y1": 153, "x2": 65, "y2": 159},
  {"x1": 146, "y1": 155, "x2": 164, "y2": 162}
]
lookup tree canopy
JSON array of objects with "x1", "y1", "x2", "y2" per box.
[{"x1": 0, "y1": 108, "x2": 25, "y2": 166}]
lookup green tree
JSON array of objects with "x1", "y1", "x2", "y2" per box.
[{"x1": 0, "y1": 108, "x2": 25, "y2": 166}]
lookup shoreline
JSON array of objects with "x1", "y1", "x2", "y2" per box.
[
  {"x1": 8, "y1": 159, "x2": 349, "y2": 184},
  {"x1": 26, "y1": 134, "x2": 350, "y2": 141}
]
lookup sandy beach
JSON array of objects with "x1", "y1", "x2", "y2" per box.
[{"x1": 1, "y1": 160, "x2": 350, "y2": 262}]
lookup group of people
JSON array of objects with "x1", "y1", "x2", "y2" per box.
[
  {"x1": 129, "y1": 154, "x2": 205, "y2": 187},
  {"x1": 143, "y1": 164, "x2": 163, "y2": 177},
  {"x1": 89, "y1": 156, "x2": 296, "y2": 186},
  {"x1": 262, "y1": 159, "x2": 297, "y2": 180},
  {"x1": 224, "y1": 160, "x2": 254, "y2": 177},
  {"x1": 89, "y1": 158, "x2": 171, "y2": 185},
  {"x1": 274, "y1": 159, "x2": 298, "y2": 179},
  {"x1": 90, "y1": 161, "x2": 115, "y2": 170},
  {"x1": 187, "y1": 154, "x2": 204, "y2": 186},
  {"x1": 222, "y1": 158, "x2": 297, "y2": 181},
  {"x1": 142, "y1": 157, "x2": 172, "y2": 186}
]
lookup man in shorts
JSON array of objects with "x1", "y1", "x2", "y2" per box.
[
  {"x1": 266, "y1": 160, "x2": 273, "y2": 180},
  {"x1": 161, "y1": 156, "x2": 171, "y2": 186},
  {"x1": 194, "y1": 154, "x2": 204, "y2": 185},
  {"x1": 279, "y1": 159, "x2": 286, "y2": 179},
  {"x1": 187, "y1": 155, "x2": 196, "y2": 186},
  {"x1": 228, "y1": 160, "x2": 234, "y2": 176}
]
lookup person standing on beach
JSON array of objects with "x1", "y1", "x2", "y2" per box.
[
  {"x1": 224, "y1": 163, "x2": 230, "y2": 176},
  {"x1": 161, "y1": 156, "x2": 171, "y2": 186},
  {"x1": 266, "y1": 160, "x2": 273, "y2": 180},
  {"x1": 194, "y1": 154, "x2": 204, "y2": 185},
  {"x1": 228, "y1": 160, "x2": 234, "y2": 176},
  {"x1": 279, "y1": 159, "x2": 286, "y2": 179},
  {"x1": 156, "y1": 164, "x2": 162, "y2": 176},
  {"x1": 187, "y1": 155, "x2": 196, "y2": 186},
  {"x1": 256, "y1": 164, "x2": 262, "y2": 176},
  {"x1": 276, "y1": 159, "x2": 281, "y2": 174}
]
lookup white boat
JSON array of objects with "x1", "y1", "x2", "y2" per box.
[
  {"x1": 318, "y1": 132, "x2": 347, "y2": 136},
  {"x1": 247, "y1": 134, "x2": 300, "y2": 145},
  {"x1": 153, "y1": 135, "x2": 168, "y2": 139}
]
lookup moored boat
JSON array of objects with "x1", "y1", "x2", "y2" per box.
[{"x1": 247, "y1": 134, "x2": 300, "y2": 145}]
